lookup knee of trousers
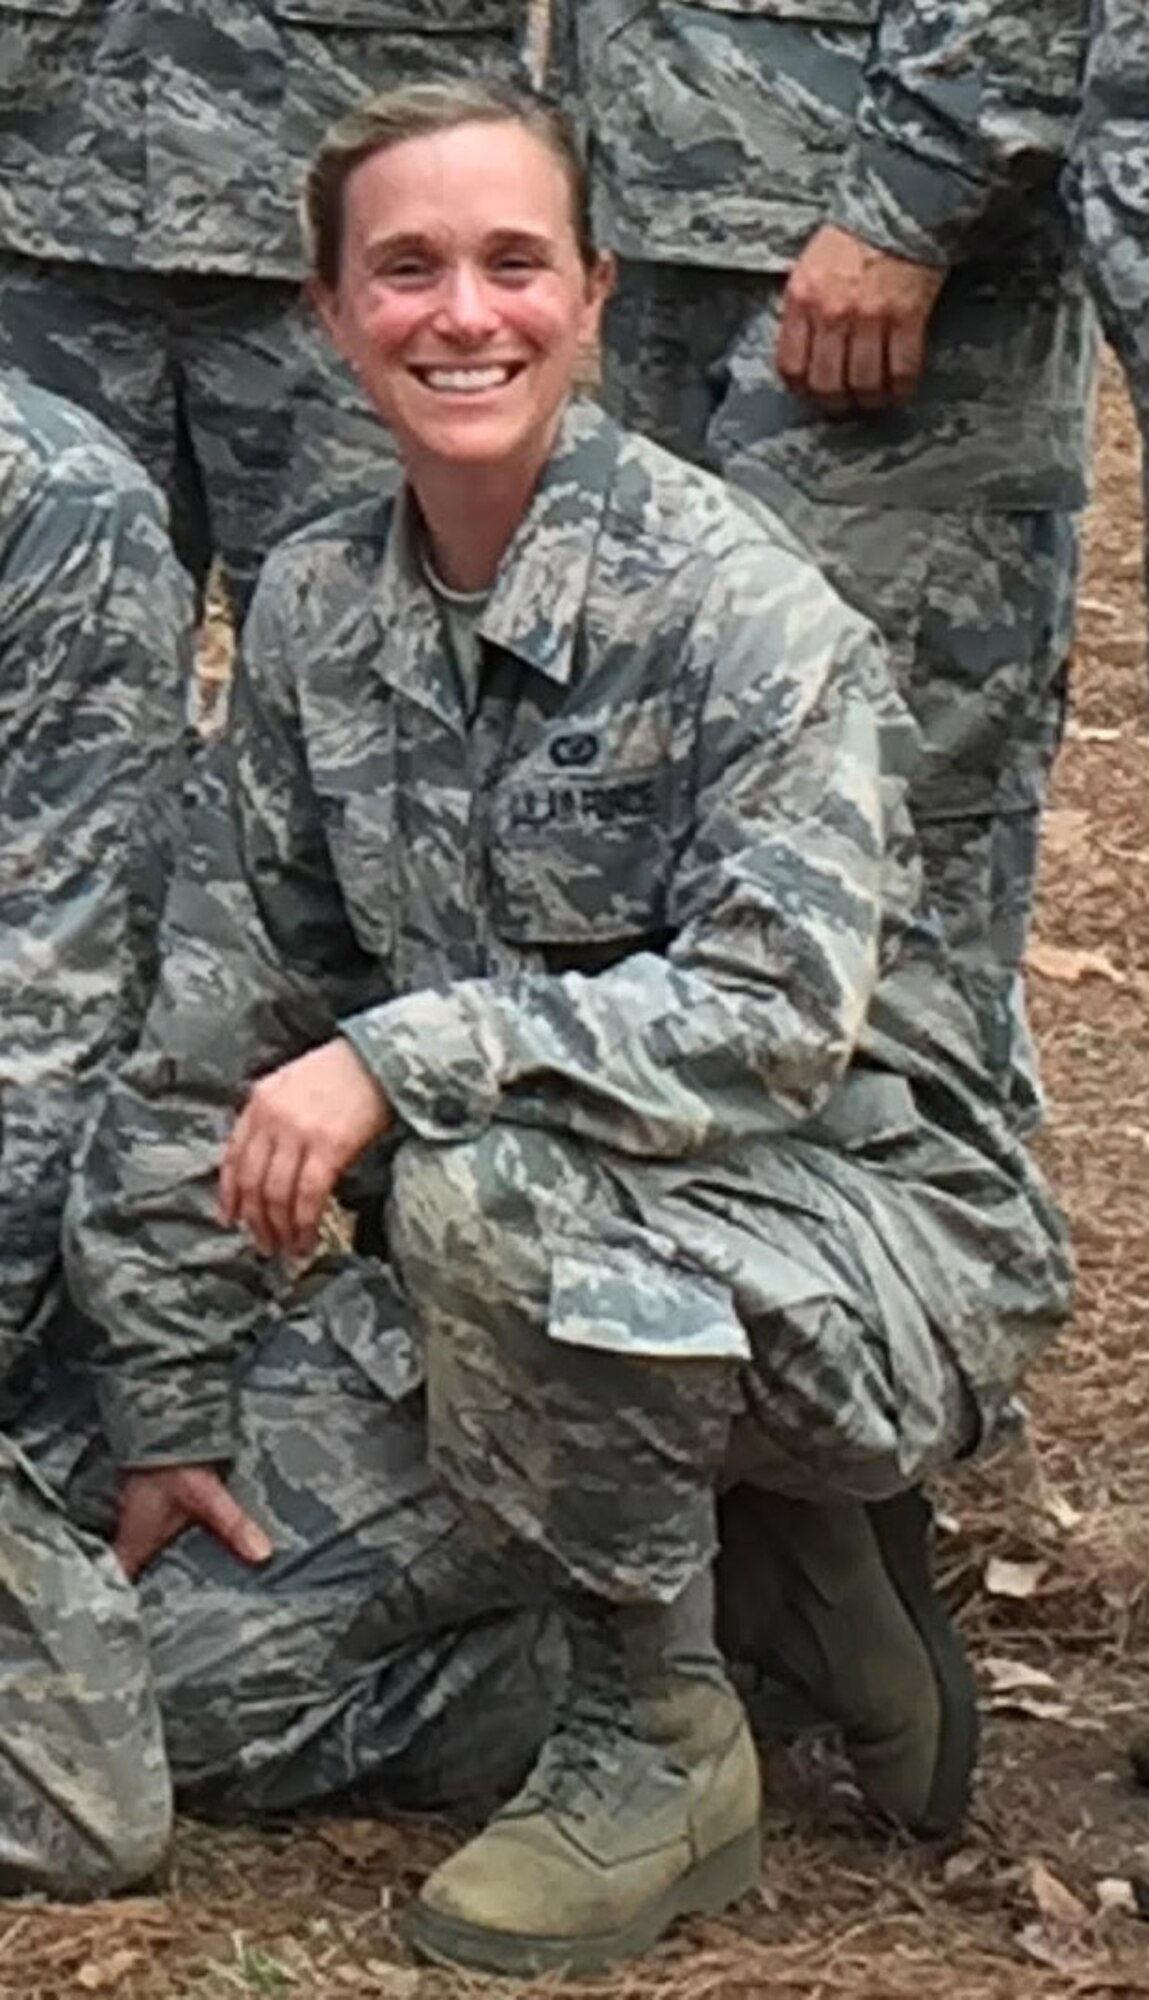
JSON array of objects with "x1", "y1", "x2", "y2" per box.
[
  {"x1": 387, "y1": 1124, "x2": 602, "y2": 1486},
  {"x1": 727, "y1": 1294, "x2": 978, "y2": 1506},
  {"x1": 389, "y1": 1125, "x2": 596, "y2": 1316},
  {"x1": 389, "y1": 1130, "x2": 736, "y2": 1602}
]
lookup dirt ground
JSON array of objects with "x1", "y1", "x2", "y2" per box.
[{"x1": 10, "y1": 357, "x2": 1149, "y2": 1998}]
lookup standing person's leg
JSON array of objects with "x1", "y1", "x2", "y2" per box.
[
  {"x1": 1074, "y1": 0, "x2": 1149, "y2": 623},
  {"x1": 711, "y1": 484, "x2": 1075, "y2": 1110},
  {"x1": 599, "y1": 259, "x2": 759, "y2": 462},
  {"x1": 602, "y1": 260, "x2": 1085, "y2": 1115},
  {"x1": 133, "y1": 1252, "x2": 562, "y2": 1820},
  {"x1": 181, "y1": 280, "x2": 396, "y2": 628},
  {"x1": 0, "y1": 1434, "x2": 170, "y2": 1896},
  {"x1": 0, "y1": 254, "x2": 213, "y2": 603},
  {"x1": 708, "y1": 276, "x2": 1079, "y2": 1117}
]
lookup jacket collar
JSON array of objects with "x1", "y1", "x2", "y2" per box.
[{"x1": 371, "y1": 396, "x2": 620, "y2": 723}]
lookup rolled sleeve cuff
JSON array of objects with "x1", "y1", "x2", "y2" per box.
[
  {"x1": 831, "y1": 137, "x2": 988, "y2": 267},
  {"x1": 99, "y1": 1372, "x2": 239, "y2": 1470},
  {"x1": 340, "y1": 986, "x2": 506, "y2": 1144}
]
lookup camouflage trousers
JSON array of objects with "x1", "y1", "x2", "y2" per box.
[
  {"x1": 603, "y1": 263, "x2": 1082, "y2": 1120},
  {"x1": 23, "y1": 1271, "x2": 561, "y2": 1824},
  {"x1": 0, "y1": 1429, "x2": 170, "y2": 1896},
  {"x1": 13, "y1": 1088, "x2": 1037, "y2": 1824},
  {"x1": 1076, "y1": 125, "x2": 1149, "y2": 600},
  {"x1": 1080, "y1": 246, "x2": 1149, "y2": 564},
  {"x1": 15, "y1": 1135, "x2": 967, "y2": 1818},
  {"x1": 388, "y1": 1123, "x2": 980, "y2": 1608},
  {"x1": 0, "y1": 251, "x2": 394, "y2": 621}
]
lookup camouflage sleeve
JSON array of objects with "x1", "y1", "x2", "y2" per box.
[
  {"x1": 342, "y1": 594, "x2": 912, "y2": 1158},
  {"x1": 1, "y1": 442, "x2": 190, "y2": 1357},
  {"x1": 831, "y1": 0, "x2": 1088, "y2": 264},
  {"x1": 65, "y1": 568, "x2": 384, "y2": 1469}
]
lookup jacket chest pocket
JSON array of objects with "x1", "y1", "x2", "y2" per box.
[{"x1": 488, "y1": 766, "x2": 674, "y2": 955}]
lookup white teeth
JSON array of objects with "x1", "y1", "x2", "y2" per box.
[{"x1": 422, "y1": 365, "x2": 515, "y2": 393}]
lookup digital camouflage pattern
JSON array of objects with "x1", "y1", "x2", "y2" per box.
[
  {"x1": 602, "y1": 265, "x2": 1082, "y2": 1098},
  {"x1": 0, "y1": 1436, "x2": 171, "y2": 1897},
  {"x1": 0, "y1": 0, "x2": 527, "y2": 279},
  {"x1": 576, "y1": 0, "x2": 1090, "y2": 275},
  {"x1": 574, "y1": 0, "x2": 1096, "y2": 1115},
  {"x1": 0, "y1": 372, "x2": 190, "y2": 1393},
  {"x1": 1072, "y1": 0, "x2": 1149, "y2": 585},
  {"x1": 130, "y1": 1288, "x2": 562, "y2": 1819},
  {"x1": 0, "y1": 1, "x2": 530, "y2": 614},
  {"x1": 69, "y1": 401, "x2": 1072, "y2": 1639},
  {"x1": 0, "y1": 382, "x2": 547, "y2": 1834},
  {"x1": 0, "y1": 258, "x2": 396, "y2": 621},
  {"x1": 0, "y1": 374, "x2": 184, "y2": 1892}
]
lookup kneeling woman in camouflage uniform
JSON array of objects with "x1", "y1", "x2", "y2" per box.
[{"x1": 68, "y1": 83, "x2": 1071, "y2": 1974}]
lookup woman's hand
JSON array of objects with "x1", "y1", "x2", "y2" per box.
[{"x1": 219, "y1": 1038, "x2": 393, "y2": 1259}]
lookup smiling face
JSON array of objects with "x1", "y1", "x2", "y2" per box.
[{"x1": 312, "y1": 118, "x2": 611, "y2": 489}]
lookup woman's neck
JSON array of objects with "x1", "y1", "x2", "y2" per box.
[{"x1": 408, "y1": 425, "x2": 559, "y2": 594}]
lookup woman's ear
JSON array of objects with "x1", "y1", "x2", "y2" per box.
[
  {"x1": 580, "y1": 250, "x2": 615, "y2": 355},
  {"x1": 305, "y1": 273, "x2": 346, "y2": 360}
]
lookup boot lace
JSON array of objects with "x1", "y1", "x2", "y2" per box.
[{"x1": 518, "y1": 1684, "x2": 638, "y2": 1822}]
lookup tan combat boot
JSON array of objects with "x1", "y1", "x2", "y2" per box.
[
  {"x1": 404, "y1": 1570, "x2": 762, "y2": 1977},
  {"x1": 717, "y1": 1486, "x2": 978, "y2": 1838}
]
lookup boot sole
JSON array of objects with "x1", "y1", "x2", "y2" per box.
[
  {"x1": 866, "y1": 1489, "x2": 980, "y2": 1839},
  {"x1": 403, "y1": 1822, "x2": 762, "y2": 1979}
]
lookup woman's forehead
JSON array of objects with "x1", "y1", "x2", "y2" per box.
[{"x1": 344, "y1": 122, "x2": 572, "y2": 234}]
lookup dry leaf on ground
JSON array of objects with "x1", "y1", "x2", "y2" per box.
[
  {"x1": 1026, "y1": 1858, "x2": 1091, "y2": 1928},
  {"x1": 984, "y1": 1556, "x2": 1048, "y2": 1599},
  {"x1": 1014, "y1": 1921, "x2": 1097, "y2": 1972},
  {"x1": 982, "y1": 1658, "x2": 1060, "y2": 1695},
  {"x1": 75, "y1": 1951, "x2": 144, "y2": 1992},
  {"x1": 1096, "y1": 1877, "x2": 1139, "y2": 1916},
  {"x1": 1041, "y1": 808, "x2": 1093, "y2": 860},
  {"x1": 1027, "y1": 939, "x2": 1126, "y2": 985},
  {"x1": 316, "y1": 1821, "x2": 410, "y2": 1867}
]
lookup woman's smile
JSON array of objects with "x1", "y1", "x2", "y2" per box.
[{"x1": 408, "y1": 360, "x2": 528, "y2": 395}]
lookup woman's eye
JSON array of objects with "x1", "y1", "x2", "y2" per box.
[
  {"x1": 493, "y1": 254, "x2": 540, "y2": 278},
  {"x1": 379, "y1": 258, "x2": 435, "y2": 284}
]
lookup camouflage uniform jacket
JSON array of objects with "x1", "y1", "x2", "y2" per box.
[
  {"x1": 577, "y1": 0, "x2": 1095, "y2": 507},
  {"x1": 0, "y1": 0, "x2": 526, "y2": 278},
  {"x1": 68, "y1": 399, "x2": 1070, "y2": 1471},
  {"x1": 579, "y1": 0, "x2": 1090, "y2": 274},
  {"x1": 0, "y1": 372, "x2": 189, "y2": 1391}
]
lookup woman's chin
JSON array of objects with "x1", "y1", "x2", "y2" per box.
[{"x1": 403, "y1": 412, "x2": 549, "y2": 475}]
